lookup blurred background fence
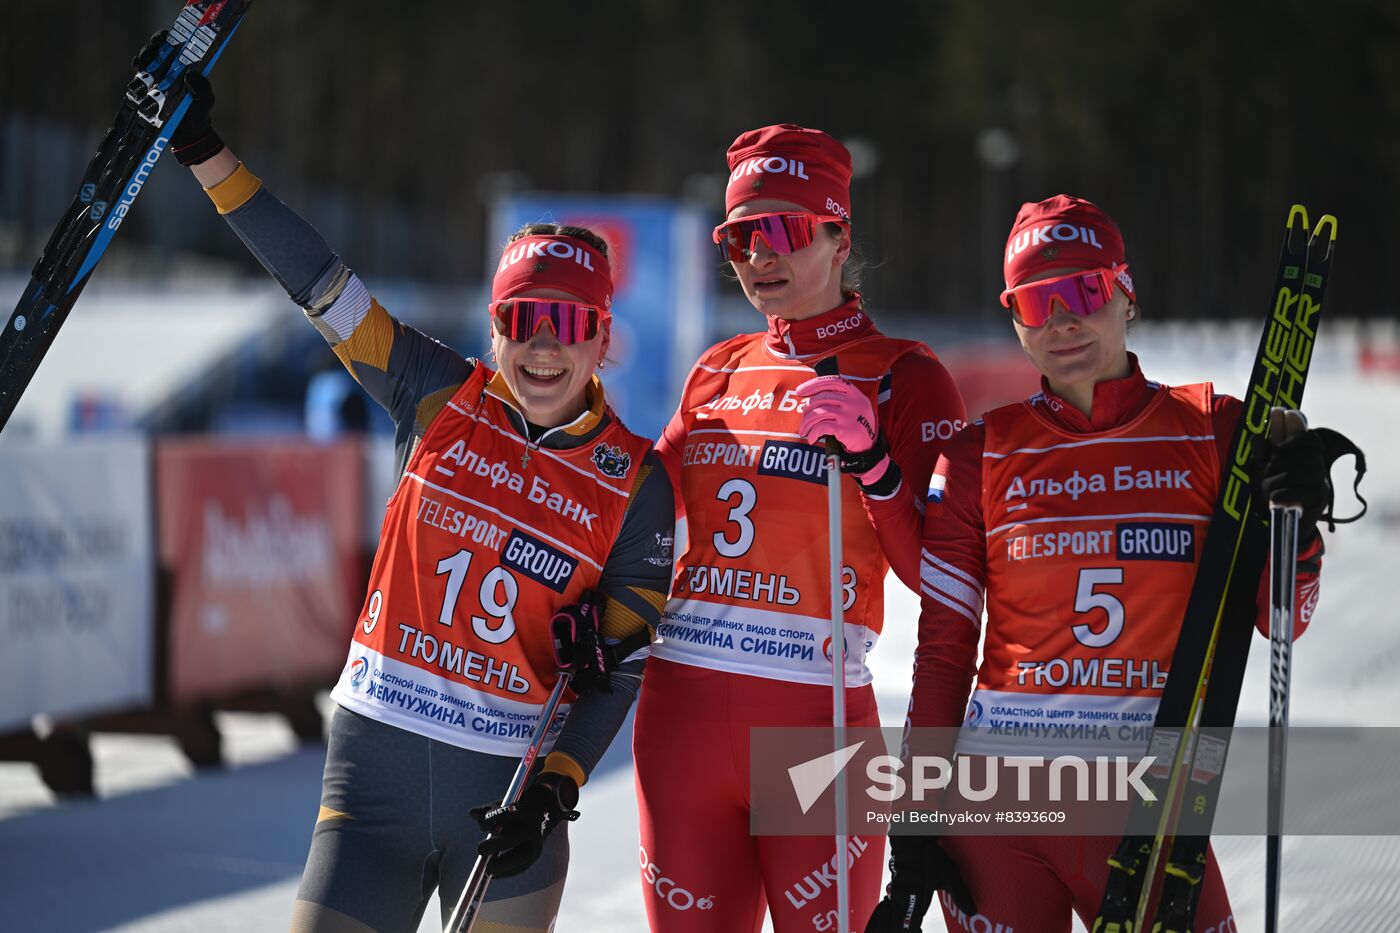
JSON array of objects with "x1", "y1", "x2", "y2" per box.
[{"x1": 3, "y1": 1, "x2": 1399, "y2": 325}]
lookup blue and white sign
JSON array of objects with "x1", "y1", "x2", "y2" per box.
[{"x1": 0, "y1": 438, "x2": 155, "y2": 731}]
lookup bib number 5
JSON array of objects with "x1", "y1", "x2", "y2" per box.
[{"x1": 1072, "y1": 567, "x2": 1124, "y2": 648}]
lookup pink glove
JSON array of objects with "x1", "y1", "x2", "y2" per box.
[{"x1": 794, "y1": 375, "x2": 890, "y2": 483}]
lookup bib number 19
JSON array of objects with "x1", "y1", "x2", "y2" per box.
[
  {"x1": 362, "y1": 549, "x2": 520, "y2": 644},
  {"x1": 436, "y1": 549, "x2": 519, "y2": 644}
]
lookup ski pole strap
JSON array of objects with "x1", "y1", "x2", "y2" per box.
[
  {"x1": 1315, "y1": 427, "x2": 1368, "y2": 529},
  {"x1": 604, "y1": 629, "x2": 651, "y2": 670},
  {"x1": 810, "y1": 353, "x2": 891, "y2": 478}
]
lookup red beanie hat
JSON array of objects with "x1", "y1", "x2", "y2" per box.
[
  {"x1": 1003, "y1": 194, "x2": 1126, "y2": 289},
  {"x1": 724, "y1": 124, "x2": 853, "y2": 222},
  {"x1": 491, "y1": 235, "x2": 613, "y2": 312}
]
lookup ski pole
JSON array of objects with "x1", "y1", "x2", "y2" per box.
[
  {"x1": 815, "y1": 356, "x2": 851, "y2": 933},
  {"x1": 1264, "y1": 406, "x2": 1307, "y2": 933},
  {"x1": 1266, "y1": 499, "x2": 1301, "y2": 933},
  {"x1": 446, "y1": 670, "x2": 572, "y2": 933}
]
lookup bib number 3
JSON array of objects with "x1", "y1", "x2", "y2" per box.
[
  {"x1": 713, "y1": 478, "x2": 756, "y2": 558},
  {"x1": 709, "y1": 479, "x2": 860, "y2": 610}
]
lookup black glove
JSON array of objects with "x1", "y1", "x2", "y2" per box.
[
  {"x1": 837, "y1": 428, "x2": 891, "y2": 477},
  {"x1": 864, "y1": 835, "x2": 976, "y2": 933},
  {"x1": 1260, "y1": 428, "x2": 1328, "y2": 541},
  {"x1": 550, "y1": 592, "x2": 612, "y2": 696},
  {"x1": 132, "y1": 31, "x2": 170, "y2": 73},
  {"x1": 170, "y1": 71, "x2": 223, "y2": 165},
  {"x1": 470, "y1": 772, "x2": 580, "y2": 878},
  {"x1": 132, "y1": 30, "x2": 223, "y2": 165}
]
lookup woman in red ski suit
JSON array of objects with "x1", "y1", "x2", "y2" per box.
[
  {"x1": 857, "y1": 195, "x2": 1335, "y2": 933},
  {"x1": 632, "y1": 124, "x2": 967, "y2": 932}
]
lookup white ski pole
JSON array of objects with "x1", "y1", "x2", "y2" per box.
[
  {"x1": 1266, "y1": 500, "x2": 1300, "y2": 933},
  {"x1": 826, "y1": 436, "x2": 851, "y2": 933},
  {"x1": 447, "y1": 671, "x2": 572, "y2": 933},
  {"x1": 1265, "y1": 406, "x2": 1304, "y2": 930},
  {"x1": 1265, "y1": 406, "x2": 1306, "y2": 933},
  {"x1": 816, "y1": 356, "x2": 851, "y2": 933}
]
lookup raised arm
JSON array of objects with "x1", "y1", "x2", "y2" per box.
[{"x1": 176, "y1": 77, "x2": 471, "y2": 474}]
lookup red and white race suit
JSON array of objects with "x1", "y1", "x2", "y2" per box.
[
  {"x1": 908, "y1": 358, "x2": 1321, "y2": 933},
  {"x1": 636, "y1": 298, "x2": 966, "y2": 933}
]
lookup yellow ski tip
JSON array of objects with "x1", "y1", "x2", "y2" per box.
[
  {"x1": 1314, "y1": 213, "x2": 1339, "y2": 244},
  {"x1": 1287, "y1": 204, "x2": 1310, "y2": 229},
  {"x1": 1092, "y1": 921, "x2": 1133, "y2": 933}
]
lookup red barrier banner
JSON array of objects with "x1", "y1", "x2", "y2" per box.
[
  {"x1": 156, "y1": 439, "x2": 364, "y2": 703},
  {"x1": 940, "y1": 343, "x2": 1042, "y2": 419}
]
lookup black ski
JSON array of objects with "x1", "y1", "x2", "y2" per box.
[
  {"x1": 1144, "y1": 213, "x2": 1336, "y2": 932},
  {"x1": 0, "y1": 0, "x2": 252, "y2": 434},
  {"x1": 1092, "y1": 205, "x2": 1334, "y2": 932}
]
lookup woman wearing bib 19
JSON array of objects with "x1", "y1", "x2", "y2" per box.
[
  {"x1": 862, "y1": 195, "x2": 1334, "y2": 933},
  {"x1": 633, "y1": 124, "x2": 967, "y2": 932},
  {"x1": 169, "y1": 70, "x2": 673, "y2": 933}
]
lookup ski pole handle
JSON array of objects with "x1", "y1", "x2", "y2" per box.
[
  {"x1": 812, "y1": 356, "x2": 847, "y2": 458},
  {"x1": 447, "y1": 670, "x2": 573, "y2": 933},
  {"x1": 1264, "y1": 407, "x2": 1309, "y2": 510}
]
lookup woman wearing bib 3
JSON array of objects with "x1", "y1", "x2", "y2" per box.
[{"x1": 634, "y1": 124, "x2": 967, "y2": 932}]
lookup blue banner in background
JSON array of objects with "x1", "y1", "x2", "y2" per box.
[{"x1": 491, "y1": 195, "x2": 713, "y2": 440}]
